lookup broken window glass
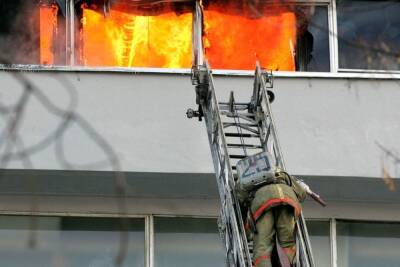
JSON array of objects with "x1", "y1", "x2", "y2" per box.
[
  {"x1": 337, "y1": 0, "x2": 400, "y2": 71},
  {"x1": 202, "y1": 1, "x2": 330, "y2": 71},
  {"x1": 295, "y1": 5, "x2": 330, "y2": 72},
  {"x1": 0, "y1": 0, "x2": 67, "y2": 66}
]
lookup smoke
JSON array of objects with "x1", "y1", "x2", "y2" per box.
[
  {"x1": 0, "y1": 1, "x2": 40, "y2": 64},
  {"x1": 0, "y1": 0, "x2": 66, "y2": 66},
  {"x1": 100, "y1": 0, "x2": 194, "y2": 16}
]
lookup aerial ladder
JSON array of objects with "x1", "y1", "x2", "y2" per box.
[
  {"x1": 187, "y1": 2, "x2": 325, "y2": 266},
  {"x1": 188, "y1": 59, "x2": 322, "y2": 267}
]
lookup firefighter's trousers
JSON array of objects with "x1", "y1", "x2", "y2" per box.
[{"x1": 252, "y1": 205, "x2": 297, "y2": 267}]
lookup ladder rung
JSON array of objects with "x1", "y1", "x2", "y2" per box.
[
  {"x1": 223, "y1": 122, "x2": 258, "y2": 128},
  {"x1": 219, "y1": 102, "x2": 249, "y2": 106},
  {"x1": 225, "y1": 133, "x2": 260, "y2": 138},
  {"x1": 220, "y1": 112, "x2": 257, "y2": 124},
  {"x1": 219, "y1": 103, "x2": 249, "y2": 111},
  {"x1": 224, "y1": 123, "x2": 260, "y2": 135},
  {"x1": 229, "y1": 154, "x2": 247, "y2": 159},
  {"x1": 223, "y1": 123, "x2": 259, "y2": 135},
  {"x1": 227, "y1": 143, "x2": 262, "y2": 149},
  {"x1": 220, "y1": 111, "x2": 255, "y2": 117}
]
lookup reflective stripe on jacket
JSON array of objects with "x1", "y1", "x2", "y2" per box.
[{"x1": 250, "y1": 171, "x2": 307, "y2": 222}]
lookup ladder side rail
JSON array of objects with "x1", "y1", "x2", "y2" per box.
[
  {"x1": 297, "y1": 212, "x2": 316, "y2": 267},
  {"x1": 205, "y1": 84, "x2": 250, "y2": 267},
  {"x1": 254, "y1": 64, "x2": 316, "y2": 267},
  {"x1": 296, "y1": 223, "x2": 310, "y2": 267},
  {"x1": 203, "y1": 94, "x2": 237, "y2": 265},
  {"x1": 257, "y1": 78, "x2": 314, "y2": 267},
  {"x1": 208, "y1": 68, "x2": 252, "y2": 267},
  {"x1": 255, "y1": 69, "x2": 284, "y2": 169},
  {"x1": 192, "y1": 0, "x2": 204, "y2": 67},
  {"x1": 200, "y1": 64, "x2": 252, "y2": 267},
  {"x1": 193, "y1": 64, "x2": 228, "y2": 238},
  {"x1": 258, "y1": 82, "x2": 312, "y2": 267},
  {"x1": 259, "y1": 76, "x2": 314, "y2": 267}
]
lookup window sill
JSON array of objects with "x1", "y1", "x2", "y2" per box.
[{"x1": 1, "y1": 64, "x2": 400, "y2": 80}]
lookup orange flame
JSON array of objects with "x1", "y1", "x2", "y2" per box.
[
  {"x1": 38, "y1": 2, "x2": 297, "y2": 70},
  {"x1": 204, "y1": 3, "x2": 297, "y2": 71},
  {"x1": 80, "y1": 7, "x2": 192, "y2": 68},
  {"x1": 39, "y1": 4, "x2": 58, "y2": 65}
]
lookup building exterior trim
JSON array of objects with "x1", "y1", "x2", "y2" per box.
[{"x1": 1, "y1": 66, "x2": 399, "y2": 80}]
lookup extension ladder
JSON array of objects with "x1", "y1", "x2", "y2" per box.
[{"x1": 188, "y1": 61, "x2": 316, "y2": 267}]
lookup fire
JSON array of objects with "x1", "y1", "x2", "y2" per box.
[
  {"x1": 80, "y1": 7, "x2": 192, "y2": 68},
  {"x1": 203, "y1": 3, "x2": 297, "y2": 71},
  {"x1": 39, "y1": 3, "x2": 58, "y2": 65},
  {"x1": 37, "y1": 1, "x2": 298, "y2": 70}
]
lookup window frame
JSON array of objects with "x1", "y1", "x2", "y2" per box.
[
  {"x1": 0, "y1": 0, "x2": 399, "y2": 78},
  {"x1": 334, "y1": 218, "x2": 400, "y2": 267},
  {"x1": 0, "y1": 212, "x2": 223, "y2": 267},
  {"x1": 0, "y1": 0, "x2": 333, "y2": 75},
  {"x1": 150, "y1": 215, "x2": 225, "y2": 267},
  {"x1": 1, "y1": 211, "x2": 400, "y2": 267},
  {"x1": 334, "y1": 0, "x2": 400, "y2": 74},
  {"x1": 0, "y1": 212, "x2": 149, "y2": 267}
]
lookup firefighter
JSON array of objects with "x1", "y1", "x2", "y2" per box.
[{"x1": 237, "y1": 168, "x2": 307, "y2": 267}]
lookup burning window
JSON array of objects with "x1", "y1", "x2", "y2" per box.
[
  {"x1": 202, "y1": 0, "x2": 330, "y2": 71},
  {"x1": 0, "y1": 0, "x2": 66, "y2": 65},
  {"x1": 203, "y1": 0, "x2": 297, "y2": 71},
  {"x1": 77, "y1": 0, "x2": 329, "y2": 71},
  {"x1": 0, "y1": 0, "x2": 330, "y2": 72},
  {"x1": 77, "y1": 1, "x2": 194, "y2": 68}
]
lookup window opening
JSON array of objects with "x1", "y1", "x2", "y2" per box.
[
  {"x1": 307, "y1": 220, "x2": 331, "y2": 267},
  {"x1": 76, "y1": 0, "x2": 194, "y2": 68},
  {"x1": 0, "y1": 0, "x2": 66, "y2": 66},
  {"x1": 0, "y1": 0, "x2": 331, "y2": 72},
  {"x1": 336, "y1": 220, "x2": 400, "y2": 267},
  {"x1": 154, "y1": 217, "x2": 225, "y2": 267},
  {"x1": 337, "y1": 0, "x2": 400, "y2": 71},
  {"x1": 39, "y1": 1, "x2": 59, "y2": 65},
  {"x1": 0, "y1": 216, "x2": 145, "y2": 267},
  {"x1": 295, "y1": 5, "x2": 330, "y2": 72},
  {"x1": 203, "y1": 0, "x2": 297, "y2": 71},
  {"x1": 202, "y1": 0, "x2": 330, "y2": 71}
]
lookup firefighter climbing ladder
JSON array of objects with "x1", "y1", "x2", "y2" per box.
[{"x1": 188, "y1": 61, "x2": 316, "y2": 267}]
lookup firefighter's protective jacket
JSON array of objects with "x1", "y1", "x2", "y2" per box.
[{"x1": 237, "y1": 170, "x2": 307, "y2": 223}]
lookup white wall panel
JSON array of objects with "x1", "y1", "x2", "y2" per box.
[{"x1": 1, "y1": 71, "x2": 399, "y2": 178}]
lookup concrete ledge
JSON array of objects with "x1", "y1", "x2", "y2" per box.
[{"x1": 0, "y1": 170, "x2": 398, "y2": 220}]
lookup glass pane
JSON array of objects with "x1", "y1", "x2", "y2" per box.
[
  {"x1": 337, "y1": 220, "x2": 400, "y2": 267},
  {"x1": 154, "y1": 217, "x2": 225, "y2": 267},
  {"x1": 0, "y1": 0, "x2": 66, "y2": 66},
  {"x1": 307, "y1": 221, "x2": 331, "y2": 267},
  {"x1": 203, "y1": 2, "x2": 330, "y2": 71},
  {"x1": 0, "y1": 216, "x2": 145, "y2": 267},
  {"x1": 296, "y1": 6, "x2": 330, "y2": 72},
  {"x1": 77, "y1": 1, "x2": 193, "y2": 68},
  {"x1": 337, "y1": 0, "x2": 400, "y2": 71}
]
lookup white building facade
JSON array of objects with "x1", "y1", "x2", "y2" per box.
[{"x1": 0, "y1": 0, "x2": 399, "y2": 267}]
